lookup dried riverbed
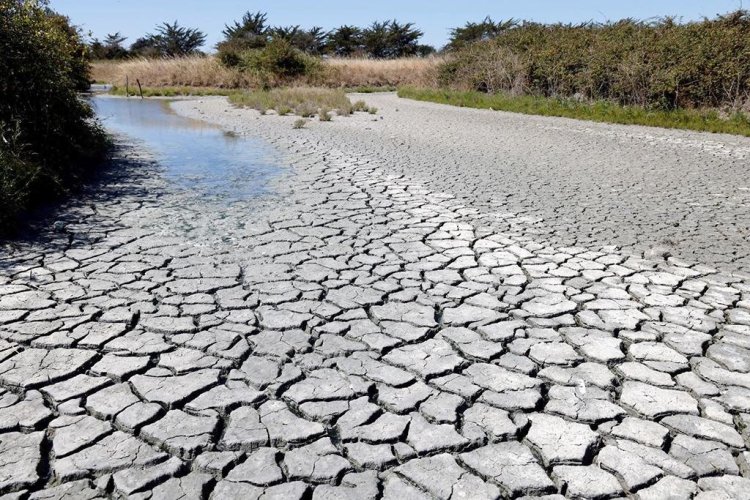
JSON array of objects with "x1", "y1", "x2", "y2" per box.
[{"x1": 0, "y1": 95, "x2": 749, "y2": 498}]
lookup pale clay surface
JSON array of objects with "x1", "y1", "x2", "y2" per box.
[{"x1": 0, "y1": 94, "x2": 749, "y2": 498}]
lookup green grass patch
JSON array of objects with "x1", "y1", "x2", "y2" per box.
[
  {"x1": 345, "y1": 85, "x2": 397, "y2": 93},
  {"x1": 109, "y1": 85, "x2": 235, "y2": 97},
  {"x1": 398, "y1": 87, "x2": 750, "y2": 137}
]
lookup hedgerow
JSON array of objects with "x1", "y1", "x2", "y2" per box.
[{"x1": 438, "y1": 11, "x2": 750, "y2": 111}]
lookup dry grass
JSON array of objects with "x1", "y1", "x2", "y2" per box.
[
  {"x1": 92, "y1": 56, "x2": 440, "y2": 90},
  {"x1": 321, "y1": 57, "x2": 440, "y2": 87},
  {"x1": 229, "y1": 87, "x2": 376, "y2": 118},
  {"x1": 91, "y1": 57, "x2": 256, "y2": 88}
]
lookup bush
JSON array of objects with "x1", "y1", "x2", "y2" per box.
[
  {"x1": 0, "y1": 0, "x2": 108, "y2": 232},
  {"x1": 238, "y1": 39, "x2": 321, "y2": 84},
  {"x1": 439, "y1": 11, "x2": 750, "y2": 111}
]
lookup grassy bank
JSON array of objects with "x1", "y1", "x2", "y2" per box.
[
  {"x1": 108, "y1": 84, "x2": 395, "y2": 98},
  {"x1": 92, "y1": 56, "x2": 438, "y2": 90},
  {"x1": 109, "y1": 85, "x2": 235, "y2": 97},
  {"x1": 398, "y1": 88, "x2": 750, "y2": 137}
]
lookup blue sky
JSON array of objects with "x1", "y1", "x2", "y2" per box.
[{"x1": 51, "y1": 0, "x2": 744, "y2": 50}]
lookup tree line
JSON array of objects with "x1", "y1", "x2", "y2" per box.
[
  {"x1": 90, "y1": 12, "x2": 435, "y2": 60},
  {"x1": 89, "y1": 12, "x2": 578, "y2": 61}
]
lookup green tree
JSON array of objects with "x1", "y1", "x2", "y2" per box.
[
  {"x1": 267, "y1": 25, "x2": 327, "y2": 54},
  {"x1": 447, "y1": 17, "x2": 517, "y2": 50},
  {"x1": 221, "y1": 11, "x2": 269, "y2": 50},
  {"x1": 387, "y1": 20, "x2": 425, "y2": 57},
  {"x1": 362, "y1": 20, "x2": 391, "y2": 58},
  {"x1": 294, "y1": 26, "x2": 327, "y2": 55},
  {"x1": 326, "y1": 25, "x2": 363, "y2": 56},
  {"x1": 131, "y1": 21, "x2": 206, "y2": 57},
  {"x1": 362, "y1": 20, "x2": 424, "y2": 58},
  {"x1": 90, "y1": 32, "x2": 128, "y2": 60},
  {"x1": 217, "y1": 11, "x2": 269, "y2": 66}
]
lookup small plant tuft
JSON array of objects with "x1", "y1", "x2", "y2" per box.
[
  {"x1": 276, "y1": 105, "x2": 293, "y2": 115},
  {"x1": 293, "y1": 118, "x2": 308, "y2": 129},
  {"x1": 352, "y1": 100, "x2": 369, "y2": 112},
  {"x1": 319, "y1": 108, "x2": 333, "y2": 121}
]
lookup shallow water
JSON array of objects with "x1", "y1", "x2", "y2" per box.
[{"x1": 92, "y1": 97, "x2": 283, "y2": 202}]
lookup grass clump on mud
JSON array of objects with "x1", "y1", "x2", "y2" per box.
[
  {"x1": 229, "y1": 87, "x2": 376, "y2": 118},
  {"x1": 398, "y1": 87, "x2": 750, "y2": 136},
  {"x1": 0, "y1": 0, "x2": 108, "y2": 233}
]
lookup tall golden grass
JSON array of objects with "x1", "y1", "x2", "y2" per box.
[
  {"x1": 92, "y1": 57, "x2": 253, "y2": 88},
  {"x1": 321, "y1": 57, "x2": 438, "y2": 87},
  {"x1": 92, "y1": 56, "x2": 439, "y2": 89}
]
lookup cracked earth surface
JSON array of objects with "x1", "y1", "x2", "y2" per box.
[
  {"x1": 0, "y1": 96, "x2": 750, "y2": 499},
  {"x1": 281, "y1": 93, "x2": 750, "y2": 276}
]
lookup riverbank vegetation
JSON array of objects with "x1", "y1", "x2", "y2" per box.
[
  {"x1": 90, "y1": 10, "x2": 750, "y2": 135},
  {"x1": 0, "y1": 0, "x2": 107, "y2": 233},
  {"x1": 91, "y1": 12, "x2": 434, "y2": 61},
  {"x1": 109, "y1": 85, "x2": 235, "y2": 97},
  {"x1": 92, "y1": 56, "x2": 435, "y2": 90},
  {"x1": 399, "y1": 88, "x2": 750, "y2": 136},
  {"x1": 436, "y1": 12, "x2": 750, "y2": 112},
  {"x1": 91, "y1": 10, "x2": 438, "y2": 90},
  {"x1": 404, "y1": 11, "x2": 750, "y2": 134},
  {"x1": 229, "y1": 88, "x2": 377, "y2": 118}
]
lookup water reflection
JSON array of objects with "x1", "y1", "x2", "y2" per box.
[{"x1": 92, "y1": 97, "x2": 282, "y2": 202}]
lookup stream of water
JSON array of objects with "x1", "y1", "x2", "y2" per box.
[{"x1": 92, "y1": 97, "x2": 283, "y2": 202}]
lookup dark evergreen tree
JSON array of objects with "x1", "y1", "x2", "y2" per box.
[
  {"x1": 326, "y1": 25, "x2": 364, "y2": 56},
  {"x1": 131, "y1": 21, "x2": 205, "y2": 57},
  {"x1": 447, "y1": 17, "x2": 517, "y2": 50}
]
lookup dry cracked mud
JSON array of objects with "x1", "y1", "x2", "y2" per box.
[{"x1": 0, "y1": 95, "x2": 749, "y2": 499}]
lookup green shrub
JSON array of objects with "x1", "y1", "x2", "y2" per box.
[
  {"x1": 439, "y1": 11, "x2": 750, "y2": 111},
  {"x1": 238, "y1": 39, "x2": 321, "y2": 84},
  {"x1": 0, "y1": 0, "x2": 108, "y2": 232}
]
